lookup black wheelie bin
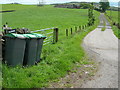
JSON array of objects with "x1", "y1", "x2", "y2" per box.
[
  {"x1": 32, "y1": 33, "x2": 46, "y2": 63},
  {"x1": 3, "y1": 33, "x2": 26, "y2": 66},
  {"x1": 23, "y1": 34, "x2": 38, "y2": 66}
]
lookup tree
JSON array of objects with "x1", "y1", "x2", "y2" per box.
[
  {"x1": 88, "y1": 3, "x2": 95, "y2": 26},
  {"x1": 99, "y1": 0, "x2": 110, "y2": 12},
  {"x1": 80, "y1": 3, "x2": 91, "y2": 9}
]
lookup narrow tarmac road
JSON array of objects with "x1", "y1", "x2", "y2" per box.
[
  {"x1": 82, "y1": 13, "x2": 118, "y2": 88},
  {"x1": 49, "y1": 13, "x2": 118, "y2": 88}
]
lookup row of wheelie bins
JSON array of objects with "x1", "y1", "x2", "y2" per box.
[{"x1": 3, "y1": 33, "x2": 46, "y2": 66}]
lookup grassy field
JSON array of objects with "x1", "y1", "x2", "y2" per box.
[
  {"x1": 106, "y1": 10, "x2": 120, "y2": 39},
  {"x1": 106, "y1": 10, "x2": 118, "y2": 23},
  {"x1": 2, "y1": 4, "x2": 100, "y2": 88},
  {"x1": 2, "y1": 5, "x2": 88, "y2": 33}
]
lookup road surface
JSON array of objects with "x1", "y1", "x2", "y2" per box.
[{"x1": 82, "y1": 13, "x2": 118, "y2": 88}]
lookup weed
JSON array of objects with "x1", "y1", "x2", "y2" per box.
[{"x1": 101, "y1": 27, "x2": 106, "y2": 31}]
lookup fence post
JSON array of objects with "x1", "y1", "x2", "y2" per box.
[
  {"x1": 85, "y1": 24, "x2": 87, "y2": 28},
  {"x1": 54, "y1": 28, "x2": 58, "y2": 43},
  {"x1": 75, "y1": 26, "x2": 77, "y2": 32},
  {"x1": 66, "y1": 29, "x2": 68, "y2": 36},
  {"x1": 79, "y1": 26, "x2": 81, "y2": 31},
  {"x1": 82, "y1": 25, "x2": 84, "y2": 30},
  {"x1": 71, "y1": 28, "x2": 73, "y2": 35}
]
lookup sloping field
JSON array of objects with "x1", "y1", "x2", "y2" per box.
[
  {"x1": 106, "y1": 10, "x2": 118, "y2": 23},
  {"x1": 106, "y1": 10, "x2": 120, "y2": 39},
  {"x1": 2, "y1": 5, "x2": 88, "y2": 31}
]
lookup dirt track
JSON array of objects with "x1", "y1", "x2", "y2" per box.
[{"x1": 82, "y1": 13, "x2": 118, "y2": 88}]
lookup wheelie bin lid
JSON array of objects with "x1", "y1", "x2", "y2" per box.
[
  {"x1": 23, "y1": 34, "x2": 38, "y2": 39},
  {"x1": 31, "y1": 33, "x2": 46, "y2": 39},
  {"x1": 4, "y1": 33, "x2": 26, "y2": 39}
]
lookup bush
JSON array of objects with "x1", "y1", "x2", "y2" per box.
[{"x1": 80, "y1": 3, "x2": 91, "y2": 9}]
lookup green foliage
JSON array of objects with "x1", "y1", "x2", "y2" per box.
[
  {"x1": 2, "y1": 4, "x2": 100, "y2": 88},
  {"x1": 112, "y1": 26, "x2": 120, "y2": 39},
  {"x1": 101, "y1": 21, "x2": 106, "y2": 31},
  {"x1": 101, "y1": 27, "x2": 106, "y2": 31},
  {"x1": 80, "y1": 3, "x2": 91, "y2": 9},
  {"x1": 88, "y1": 3, "x2": 95, "y2": 26},
  {"x1": 99, "y1": 0, "x2": 110, "y2": 12}
]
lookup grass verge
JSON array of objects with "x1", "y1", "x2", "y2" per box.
[
  {"x1": 49, "y1": 57, "x2": 99, "y2": 88},
  {"x1": 105, "y1": 12, "x2": 120, "y2": 39},
  {"x1": 2, "y1": 21, "x2": 99, "y2": 88}
]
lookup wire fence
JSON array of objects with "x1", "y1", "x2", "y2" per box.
[{"x1": 65, "y1": 24, "x2": 88, "y2": 37}]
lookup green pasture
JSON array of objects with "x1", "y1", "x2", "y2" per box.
[
  {"x1": 2, "y1": 5, "x2": 88, "y2": 31},
  {"x1": 106, "y1": 10, "x2": 120, "y2": 39},
  {"x1": 106, "y1": 10, "x2": 119, "y2": 23}
]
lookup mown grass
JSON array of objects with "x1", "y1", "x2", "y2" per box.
[
  {"x1": 2, "y1": 4, "x2": 100, "y2": 88},
  {"x1": 106, "y1": 10, "x2": 120, "y2": 39}
]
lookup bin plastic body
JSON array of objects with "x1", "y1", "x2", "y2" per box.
[
  {"x1": 23, "y1": 34, "x2": 38, "y2": 65},
  {"x1": 32, "y1": 33, "x2": 46, "y2": 63},
  {"x1": 4, "y1": 34, "x2": 26, "y2": 66},
  {"x1": 36, "y1": 39, "x2": 44, "y2": 62}
]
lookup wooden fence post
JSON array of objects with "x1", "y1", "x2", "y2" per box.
[
  {"x1": 80, "y1": 25, "x2": 82, "y2": 30},
  {"x1": 66, "y1": 29, "x2": 68, "y2": 36},
  {"x1": 75, "y1": 26, "x2": 77, "y2": 32},
  {"x1": 71, "y1": 28, "x2": 73, "y2": 35},
  {"x1": 54, "y1": 28, "x2": 58, "y2": 43},
  {"x1": 82, "y1": 25, "x2": 84, "y2": 30},
  {"x1": 79, "y1": 26, "x2": 81, "y2": 31},
  {"x1": 85, "y1": 24, "x2": 87, "y2": 28}
]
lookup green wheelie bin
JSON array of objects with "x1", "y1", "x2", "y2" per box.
[
  {"x1": 3, "y1": 33, "x2": 26, "y2": 66},
  {"x1": 23, "y1": 34, "x2": 38, "y2": 66},
  {"x1": 32, "y1": 33, "x2": 46, "y2": 63}
]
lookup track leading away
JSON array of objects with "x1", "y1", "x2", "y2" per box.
[{"x1": 82, "y1": 13, "x2": 118, "y2": 88}]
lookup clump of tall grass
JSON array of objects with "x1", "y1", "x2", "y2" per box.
[{"x1": 101, "y1": 21, "x2": 106, "y2": 31}]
